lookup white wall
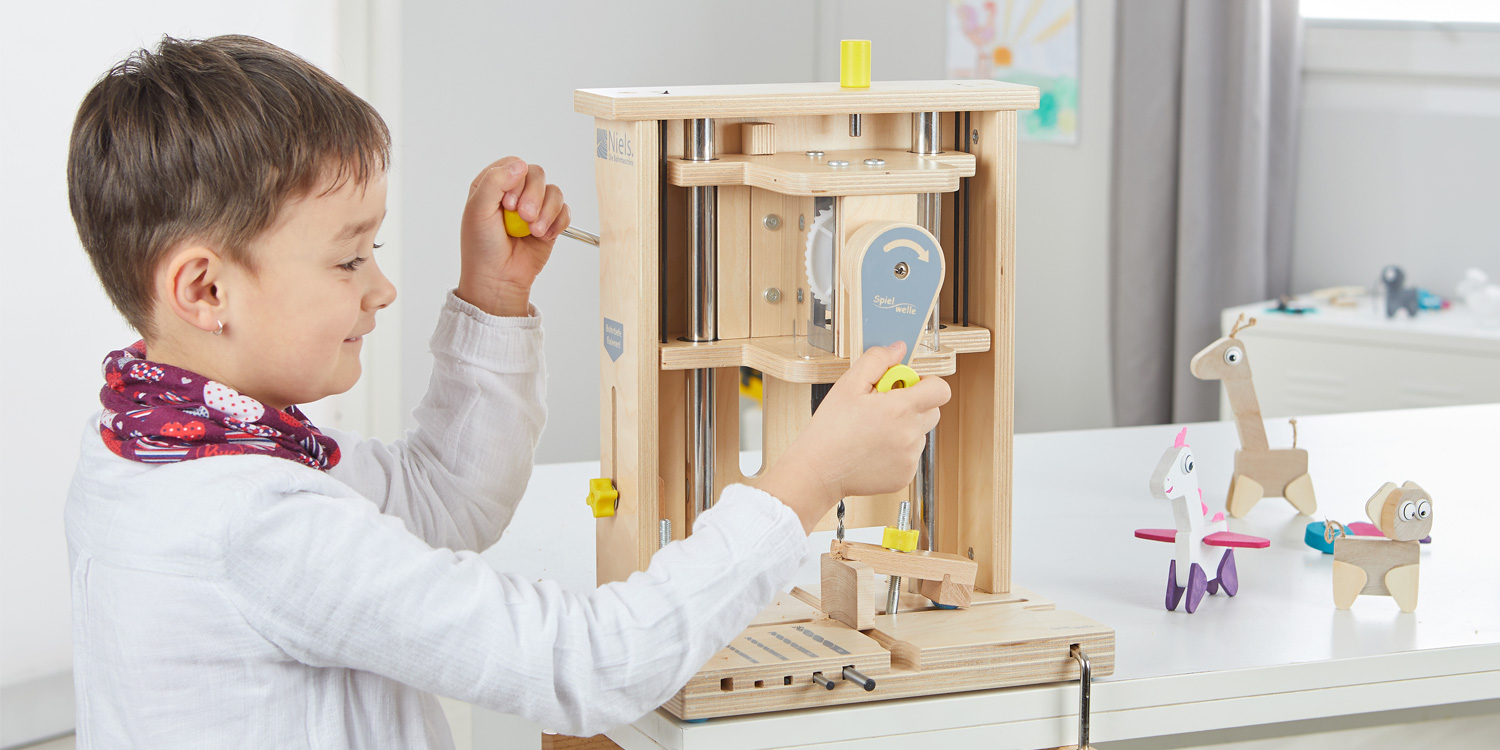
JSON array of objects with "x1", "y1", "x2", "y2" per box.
[
  {"x1": 0, "y1": 0, "x2": 345, "y2": 698},
  {"x1": 1292, "y1": 23, "x2": 1500, "y2": 295}
]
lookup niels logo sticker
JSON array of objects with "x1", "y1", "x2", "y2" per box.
[
  {"x1": 603, "y1": 318, "x2": 624, "y2": 362},
  {"x1": 596, "y1": 128, "x2": 634, "y2": 166}
]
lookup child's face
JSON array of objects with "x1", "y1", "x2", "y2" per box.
[{"x1": 219, "y1": 172, "x2": 395, "y2": 409}]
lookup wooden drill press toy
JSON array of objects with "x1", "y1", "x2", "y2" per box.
[{"x1": 574, "y1": 43, "x2": 1115, "y2": 722}]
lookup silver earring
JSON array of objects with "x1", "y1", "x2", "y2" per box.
[{"x1": 213, "y1": 320, "x2": 224, "y2": 336}]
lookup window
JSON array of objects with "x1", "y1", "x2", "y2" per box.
[{"x1": 1301, "y1": 0, "x2": 1500, "y2": 24}]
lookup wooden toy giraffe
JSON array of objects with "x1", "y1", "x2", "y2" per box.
[{"x1": 1190, "y1": 315, "x2": 1316, "y2": 517}]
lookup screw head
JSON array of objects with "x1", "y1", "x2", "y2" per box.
[
  {"x1": 863, "y1": 158, "x2": 886, "y2": 167},
  {"x1": 894, "y1": 261, "x2": 909, "y2": 279},
  {"x1": 763, "y1": 214, "x2": 781, "y2": 230},
  {"x1": 764, "y1": 287, "x2": 781, "y2": 303},
  {"x1": 806, "y1": 150, "x2": 825, "y2": 157},
  {"x1": 797, "y1": 288, "x2": 804, "y2": 302},
  {"x1": 828, "y1": 160, "x2": 850, "y2": 167},
  {"x1": 971, "y1": 129, "x2": 979, "y2": 144}
]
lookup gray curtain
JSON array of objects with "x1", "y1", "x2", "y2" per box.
[{"x1": 1110, "y1": 0, "x2": 1302, "y2": 426}]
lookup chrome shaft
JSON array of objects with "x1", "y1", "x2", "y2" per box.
[{"x1": 686, "y1": 118, "x2": 718, "y2": 517}]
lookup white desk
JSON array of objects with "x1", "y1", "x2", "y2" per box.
[{"x1": 483, "y1": 405, "x2": 1500, "y2": 749}]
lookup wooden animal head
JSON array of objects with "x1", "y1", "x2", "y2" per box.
[
  {"x1": 1365, "y1": 481, "x2": 1433, "y2": 541},
  {"x1": 1149, "y1": 428, "x2": 1199, "y2": 503},
  {"x1": 1189, "y1": 315, "x2": 1256, "y2": 382}
]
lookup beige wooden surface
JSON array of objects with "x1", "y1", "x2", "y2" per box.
[
  {"x1": 667, "y1": 150, "x2": 974, "y2": 196},
  {"x1": 575, "y1": 80, "x2": 1039, "y2": 120}
]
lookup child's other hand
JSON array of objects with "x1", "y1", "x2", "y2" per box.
[
  {"x1": 457, "y1": 157, "x2": 571, "y2": 317},
  {"x1": 757, "y1": 342, "x2": 951, "y2": 533}
]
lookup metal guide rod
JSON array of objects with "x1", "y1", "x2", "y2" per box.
[
  {"x1": 659, "y1": 519, "x2": 671, "y2": 549},
  {"x1": 687, "y1": 118, "x2": 718, "y2": 517},
  {"x1": 911, "y1": 111, "x2": 942, "y2": 553}
]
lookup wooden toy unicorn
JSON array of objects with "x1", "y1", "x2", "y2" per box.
[
  {"x1": 1136, "y1": 428, "x2": 1269, "y2": 613},
  {"x1": 1332, "y1": 482, "x2": 1432, "y2": 612},
  {"x1": 1191, "y1": 314, "x2": 1317, "y2": 517}
]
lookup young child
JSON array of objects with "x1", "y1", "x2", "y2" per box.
[{"x1": 65, "y1": 35, "x2": 949, "y2": 747}]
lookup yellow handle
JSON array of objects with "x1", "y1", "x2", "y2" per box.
[
  {"x1": 840, "y1": 40, "x2": 872, "y2": 88},
  {"x1": 586, "y1": 477, "x2": 618, "y2": 518},
  {"x1": 503, "y1": 209, "x2": 532, "y2": 238},
  {"x1": 875, "y1": 364, "x2": 919, "y2": 393}
]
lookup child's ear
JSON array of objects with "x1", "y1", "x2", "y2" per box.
[
  {"x1": 1365, "y1": 482, "x2": 1398, "y2": 525},
  {"x1": 159, "y1": 245, "x2": 228, "y2": 335}
]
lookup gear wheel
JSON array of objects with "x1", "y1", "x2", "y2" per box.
[{"x1": 804, "y1": 207, "x2": 836, "y2": 302}]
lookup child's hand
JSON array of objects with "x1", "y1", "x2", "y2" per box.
[
  {"x1": 757, "y1": 342, "x2": 952, "y2": 533},
  {"x1": 457, "y1": 157, "x2": 572, "y2": 317}
]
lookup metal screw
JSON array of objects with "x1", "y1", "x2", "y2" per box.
[
  {"x1": 971, "y1": 129, "x2": 979, "y2": 144},
  {"x1": 763, "y1": 214, "x2": 781, "y2": 230},
  {"x1": 659, "y1": 519, "x2": 671, "y2": 549},
  {"x1": 806, "y1": 150, "x2": 825, "y2": 158},
  {"x1": 764, "y1": 287, "x2": 781, "y2": 303},
  {"x1": 797, "y1": 288, "x2": 804, "y2": 303},
  {"x1": 828, "y1": 160, "x2": 850, "y2": 167},
  {"x1": 799, "y1": 215, "x2": 805, "y2": 231},
  {"x1": 894, "y1": 261, "x2": 909, "y2": 279},
  {"x1": 863, "y1": 158, "x2": 886, "y2": 167}
]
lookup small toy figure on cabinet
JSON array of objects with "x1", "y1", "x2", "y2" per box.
[
  {"x1": 1135, "y1": 428, "x2": 1269, "y2": 613},
  {"x1": 1331, "y1": 482, "x2": 1432, "y2": 612}
]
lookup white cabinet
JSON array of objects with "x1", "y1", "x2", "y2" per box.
[{"x1": 1219, "y1": 299, "x2": 1500, "y2": 419}]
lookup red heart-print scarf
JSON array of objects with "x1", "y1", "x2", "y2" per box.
[{"x1": 98, "y1": 342, "x2": 341, "y2": 471}]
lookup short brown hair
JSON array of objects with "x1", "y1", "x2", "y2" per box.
[{"x1": 68, "y1": 35, "x2": 390, "y2": 337}]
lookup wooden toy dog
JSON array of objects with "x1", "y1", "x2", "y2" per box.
[
  {"x1": 1135, "y1": 428, "x2": 1268, "y2": 613},
  {"x1": 1332, "y1": 482, "x2": 1432, "y2": 612},
  {"x1": 1190, "y1": 315, "x2": 1316, "y2": 517}
]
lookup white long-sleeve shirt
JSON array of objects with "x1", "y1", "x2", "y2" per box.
[{"x1": 65, "y1": 292, "x2": 809, "y2": 748}]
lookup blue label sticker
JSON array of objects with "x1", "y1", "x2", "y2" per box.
[{"x1": 603, "y1": 318, "x2": 624, "y2": 362}]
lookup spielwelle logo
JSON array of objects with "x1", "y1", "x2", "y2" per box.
[{"x1": 596, "y1": 127, "x2": 634, "y2": 166}]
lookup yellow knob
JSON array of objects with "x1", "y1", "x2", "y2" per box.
[
  {"x1": 503, "y1": 209, "x2": 532, "y2": 238},
  {"x1": 882, "y1": 527, "x2": 918, "y2": 552},
  {"x1": 875, "y1": 364, "x2": 919, "y2": 393},
  {"x1": 840, "y1": 40, "x2": 872, "y2": 88},
  {"x1": 586, "y1": 477, "x2": 618, "y2": 518}
]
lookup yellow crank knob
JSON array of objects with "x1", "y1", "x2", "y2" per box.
[
  {"x1": 586, "y1": 477, "x2": 618, "y2": 518},
  {"x1": 840, "y1": 40, "x2": 872, "y2": 88},
  {"x1": 875, "y1": 364, "x2": 919, "y2": 393},
  {"x1": 882, "y1": 527, "x2": 918, "y2": 552},
  {"x1": 503, "y1": 209, "x2": 532, "y2": 238}
]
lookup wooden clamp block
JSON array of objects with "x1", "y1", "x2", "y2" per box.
[
  {"x1": 832, "y1": 540, "x2": 977, "y2": 595},
  {"x1": 821, "y1": 554, "x2": 882, "y2": 630},
  {"x1": 917, "y1": 575, "x2": 973, "y2": 608},
  {"x1": 742, "y1": 122, "x2": 775, "y2": 155}
]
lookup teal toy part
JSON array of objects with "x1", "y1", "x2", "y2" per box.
[
  {"x1": 1305, "y1": 522, "x2": 1336, "y2": 554},
  {"x1": 852, "y1": 223, "x2": 945, "y2": 365}
]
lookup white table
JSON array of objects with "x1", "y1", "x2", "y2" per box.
[{"x1": 483, "y1": 405, "x2": 1500, "y2": 749}]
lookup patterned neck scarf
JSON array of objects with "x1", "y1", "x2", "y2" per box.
[{"x1": 98, "y1": 342, "x2": 340, "y2": 471}]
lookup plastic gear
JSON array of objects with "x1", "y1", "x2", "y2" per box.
[{"x1": 804, "y1": 207, "x2": 836, "y2": 302}]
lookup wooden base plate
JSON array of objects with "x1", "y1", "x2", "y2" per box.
[{"x1": 663, "y1": 585, "x2": 1114, "y2": 720}]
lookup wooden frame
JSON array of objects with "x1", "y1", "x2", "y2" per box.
[{"x1": 579, "y1": 81, "x2": 1112, "y2": 720}]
